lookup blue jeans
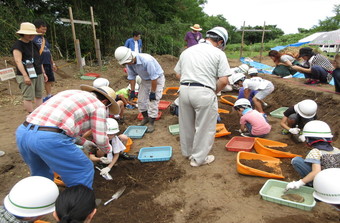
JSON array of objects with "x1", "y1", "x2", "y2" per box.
[
  {"x1": 303, "y1": 65, "x2": 328, "y2": 83},
  {"x1": 291, "y1": 156, "x2": 312, "y2": 177},
  {"x1": 16, "y1": 124, "x2": 94, "y2": 189}
]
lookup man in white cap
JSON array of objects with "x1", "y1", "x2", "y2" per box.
[
  {"x1": 175, "y1": 27, "x2": 231, "y2": 167},
  {"x1": 114, "y1": 46, "x2": 165, "y2": 133},
  {"x1": 15, "y1": 85, "x2": 120, "y2": 189},
  {"x1": 184, "y1": 24, "x2": 203, "y2": 48}
]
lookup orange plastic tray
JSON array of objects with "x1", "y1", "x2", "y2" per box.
[
  {"x1": 158, "y1": 100, "x2": 171, "y2": 110},
  {"x1": 219, "y1": 95, "x2": 237, "y2": 106},
  {"x1": 254, "y1": 138, "x2": 302, "y2": 158},
  {"x1": 54, "y1": 172, "x2": 66, "y2": 186},
  {"x1": 215, "y1": 124, "x2": 231, "y2": 137},
  {"x1": 218, "y1": 108, "x2": 230, "y2": 114},
  {"x1": 137, "y1": 111, "x2": 162, "y2": 121},
  {"x1": 162, "y1": 87, "x2": 179, "y2": 95},
  {"x1": 225, "y1": 136, "x2": 255, "y2": 152},
  {"x1": 237, "y1": 151, "x2": 284, "y2": 179},
  {"x1": 124, "y1": 137, "x2": 133, "y2": 153}
]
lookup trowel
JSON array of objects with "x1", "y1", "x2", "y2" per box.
[{"x1": 104, "y1": 186, "x2": 126, "y2": 206}]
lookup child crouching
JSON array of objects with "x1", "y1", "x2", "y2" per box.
[{"x1": 234, "y1": 98, "x2": 271, "y2": 138}]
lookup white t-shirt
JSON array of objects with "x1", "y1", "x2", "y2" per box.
[
  {"x1": 134, "y1": 40, "x2": 139, "y2": 53},
  {"x1": 110, "y1": 135, "x2": 126, "y2": 154},
  {"x1": 243, "y1": 77, "x2": 270, "y2": 90},
  {"x1": 174, "y1": 40, "x2": 231, "y2": 90},
  {"x1": 280, "y1": 55, "x2": 295, "y2": 63}
]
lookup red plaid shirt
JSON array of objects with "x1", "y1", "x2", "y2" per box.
[{"x1": 27, "y1": 90, "x2": 110, "y2": 153}]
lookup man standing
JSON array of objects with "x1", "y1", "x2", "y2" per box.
[
  {"x1": 124, "y1": 31, "x2": 143, "y2": 53},
  {"x1": 175, "y1": 27, "x2": 230, "y2": 167},
  {"x1": 184, "y1": 24, "x2": 203, "y2": 48},
  {"x1": 15, "y1": 85, "x2": 120, "y2": 189},
  {"x1": 114, "y1": 46, "x2": 165, "y2": 133},
  {"x1": 33, "y1": 19, "x2": 57, "y2": 102}
]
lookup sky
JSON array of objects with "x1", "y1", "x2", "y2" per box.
[{"x1": 203, "y1": 0, "x2": 339, "y2": 34}]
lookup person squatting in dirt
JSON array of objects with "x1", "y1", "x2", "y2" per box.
[
  {"x1": 174, "y1": 26, "x2": 230, "y2": 167},
  {"x1": 286, "y1": 120, "x2": 340, "y2": 190},
  {"x1": 114, "y1": 46, "x2": 165, "y2": 133},
  {"x1": 0, "y1": 176, "x2": 59, "y2": 223},
  {"x1": 291, "y1": 47, "x2": 334, "y2": 85},
  {"x1": 280, "y1": 99, "x2": 318, "y2": 143},
  {"x1": 15, "y1": 84, "x2": 120, "y2": 189},
  {"x1": 88, "y1": 118, "x2": 136, "y2": 177},
  {"x1": 233, "y1": 98, "x2": 271, "y2": 138},
  {"x1": 230, "y1": 73, "x2": 274, "y2": 115}
]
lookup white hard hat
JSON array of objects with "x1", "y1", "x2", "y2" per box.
[
  {"x1": 4, "y1": 176, "x2": 59, "y2": 217},
  {"x1": 248, "y1": 68, "x2": 258, "y2": 76},
  {"x1": 302, "y1": 120, "x2": 333, "y2": 138},
  {"x1": 106, "y1": 118, "x2": 119, "y2": 134},
  {"x1": 238, "y1": 64, "x2": 250, "y2": 73},
  {"x1": 313, "y1": 168, "x2": 340, "y2": 204},
  {"x1": 114, "y1": 46, "x2": 136, "y2": 65},
  {"x1": 206, "y1": 26, "x2": 229, "y2": 50},
  {"x1": 234, "y1": 98, "x2": 251, "y2": 109},
  {"x1": 93, "y1": 78, "x2": 110, "y2": 88},
  {"x1": 294, "y1": 99, "x2": 317, "y2": 119},
  {"x1": 230, "y1": 73, "x2": 246, "y2": 85}
]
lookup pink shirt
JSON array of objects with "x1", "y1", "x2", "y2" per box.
[{"x1": 240, "y1": 110, "x2": 271, "y2": 136}]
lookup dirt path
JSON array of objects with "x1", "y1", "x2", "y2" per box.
[{"x1": 0, "y1": 55, "x2": 339, "y2": 223}]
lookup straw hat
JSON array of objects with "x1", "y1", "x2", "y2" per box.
[
  {"x1": 80, "y1": 84, "x2": 120, "y2": 115},
  {"x1": 16, "y1": 22, "x2": 41, "y2": 35},
  {"x1": 190, "y1": 24, "x2": 202, "y2": 31}
]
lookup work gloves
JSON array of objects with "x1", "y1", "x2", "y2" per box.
[
  {"x1": 149, "y1": 92, "x2": 156, "y2": 101},
  {"x1": 285, "y1": 179, "x2": 305, "y2": 191},
  {"x1": 100, "y1": 167, "x2": 111, "y2": 175},
  {"x1": 83, "y1": 140, "x2": 97, "y2": 151},
  {"x1": 289, "y1": 128, "x2": 300, "y2": 135},
  {"x1": 129, "y1": 90, "x2": 136, "y2": 100},
  {"x1": 100, "y1": 157, "x2": 111, "y2": 164}
]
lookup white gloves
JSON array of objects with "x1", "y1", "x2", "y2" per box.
[
  {"x1": 285, "y1": 179, "x2": 305, "y2": 191},
  {"x1": 100, "y1": 167, "x2": 111, "y2": 175},
  {"x1": 100, "y1": 157, "x2": 111, "y2": 164},
  {"x1": 83, "y1": 140, "x2": 97, "y2": 151},
  {"x1": 289, "y1": 128, "x2": 300, "y2": 135},
  {"x1": 298, "y1": 135, "x2": 306, "y2": 143}
]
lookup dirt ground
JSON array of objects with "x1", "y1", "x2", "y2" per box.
[{"x1": 0, "y1": 54, "x2": 340, "y2": 223}]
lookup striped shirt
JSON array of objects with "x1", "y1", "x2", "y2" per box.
[
  {"x1": 308, "y1": 54, "x2": 334, "y2": 72},
  {"x1": 26, "y1": 90, "x2": 110, "y2": 153}
]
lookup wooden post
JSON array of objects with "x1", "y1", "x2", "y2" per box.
[
  {"x1": 90, "y1": 6, "x2": 102, "y2": 69},
  {"x1": 240, "y1": 21, "x2": 245, "y2": 59},
  {"x1": 69, "y1": 7, "x2": 83, "y2": 71},
  {"x1": 260, "y1": 22, "x2": 266, "y2": 63}
]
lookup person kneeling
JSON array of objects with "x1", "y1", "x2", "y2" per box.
[{"x1": 234, "y1": 98, "x2": 271, "y2": 138}]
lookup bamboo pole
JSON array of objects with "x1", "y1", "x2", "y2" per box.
[
  {"x1": 90, "y1": 6, "x2": 102, "y2": 69},
  {"x1": 260, "y1": 22, "x2": 266, "y2": 63},
  {"x1": 240, "y1": 21, "x2": 245, "y2": 59}
]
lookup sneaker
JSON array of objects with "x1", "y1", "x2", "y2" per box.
[
  {"x1": 119, "y1": 152, "x2": 137, "y2": 160},
  {"x1": 281, "y1": 129, "x2": 289, "y2": 135},
  {"x1": 241, "y1": 132, "x2": 252, "y2": 137},
  {"x1": 326, "y1": 73, "x2": 333, "y2": 83},
  {"x1": 43, "y1": 95, "x2": 53, "y2": 102},
  {"x1": 190, "y1": 155, "x2": 215, "y2": 167},
  {"x1": 283, "y1": 75, "x2": 293, "y2": 79},
  {"x1": 304, "y1": 79, "x2": 313, "y2": 85}
]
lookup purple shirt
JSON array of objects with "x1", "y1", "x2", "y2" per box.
[{"x1": 184, "y1": 31, "x2": 202, "y2": 48}]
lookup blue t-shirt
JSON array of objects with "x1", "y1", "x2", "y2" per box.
[{"x1": 33, "y1": 35, "x2": 52, "y2": 64}]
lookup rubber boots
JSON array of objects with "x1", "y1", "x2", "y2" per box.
[
  {"x1": 138, "y1": 111, "x2": 149, "y2": 126},
  {"x1": 147, "y1": 117, "x2": 155, "y2": 133}
]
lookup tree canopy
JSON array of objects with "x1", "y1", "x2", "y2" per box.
[{"x1": 0, "y1": 0, "x2": 338, "y2": 58}]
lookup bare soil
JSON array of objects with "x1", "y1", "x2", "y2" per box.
[{"x1": 0, "y1": 54, "x2": 340, "y2": 223}]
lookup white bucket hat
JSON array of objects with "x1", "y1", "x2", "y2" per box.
[
  {"x1": 16, "y1": 22, "x2": 41, "y2": 35},
  {"x1": 190, "y1": 24, "x2": 202, "y2": 31}
]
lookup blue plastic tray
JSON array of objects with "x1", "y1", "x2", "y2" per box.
[
  {"x1": 123, "y1": 126, "x2": 147, "y2": 139},
  {"x1": 138, "y1": 146, "x2": 172, "y2": 162}
]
